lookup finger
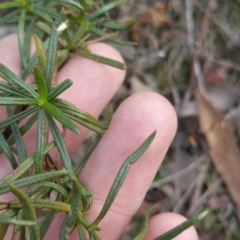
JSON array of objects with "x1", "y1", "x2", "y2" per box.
[
  {"x1": 23, "y1": 42, "x2": 125, "y2": 155},
  {"x1": 0, "y1": 34, "x2": 35, "y2": 199},
  {"x1": 145, "y1": 212, "x2": 198, "y2": 240},
  {"x1": 0, "y1": 34, "x2": 22, "y2": 121},
  {"x1": 0, "y1": 34, "x2": 25, "y2": 78},
  {"x1": 45, "y1": 92, "x2": 177, "y2": 239},
  {"x1": 72, "y1": 92, "x2": 178, "y2": 239}
]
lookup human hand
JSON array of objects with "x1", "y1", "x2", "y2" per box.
[{"x1": 0, "y1": 35, "x2": 198, "y2": 240}]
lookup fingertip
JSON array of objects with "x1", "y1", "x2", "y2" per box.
[
  {"x1": 0, "y1": 34, "x2": 20, "y2": 71},
  {"x1": 145, "y1": 212, "x2": 198, "y2": 240},
  {"x1": 124, "y1": 91, "x2": 178, "y2": 140},
  {"x1": 114, "y1": 91, "x2": 178, "y2": 157}
]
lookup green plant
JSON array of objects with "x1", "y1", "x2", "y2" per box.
[{"x1": 0, "y1": 1, "x2": 207, "y2": 239}]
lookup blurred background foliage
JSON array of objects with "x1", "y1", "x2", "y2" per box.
[{"x1": 105, "y1": 1, "x2": 240, "y2": 239}]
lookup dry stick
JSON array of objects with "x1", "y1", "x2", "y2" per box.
[
  {"x1": 150, "y1": 155, "x2": 206, "y2": 190},
  {"x1": 188, "y1": 178, "x2": 222, "y2": 216},
  {"x1": 172, "y1": 154, "x2": 210, "y2": 213},
  {"x1": 173, "y1": 176, "x2": 198, "y2": 213},
  {"x1": 185, "y1": 0, "x2": 194, "y2": 53},
  {"x1": 182, "y1": 0, "x2": 215, "y2": 104},
  {"x1": 190, "y1": 157, "x2": 210, "y2": 210},
  {"x1": 200, "y1": 51, "x2": 240, "y2": 73},
  {"x1": 167, "y1": 62, "x2": 181, "y2": 106},
  {"x1": 181, "y1": 0, "x2": 196, "y2": 105}
]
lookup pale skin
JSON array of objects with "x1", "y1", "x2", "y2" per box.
[{"x1": 0, "y1": 35, "x2": 198, "y2": 240}]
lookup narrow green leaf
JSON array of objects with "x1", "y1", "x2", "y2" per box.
[
  {"x1": 91, "y1": 27, "x2": 137, "y2": 46},
  {"x1": 59, "y1": 214, "x2": 75, "y2": 240},
  {"x1": 154, "y1": 210, "x2": 209, "y2": 240},
  {"x1": 79, "y1": 181, "x2": 93, "y2": 212},
  {"x1": 52, "y1": 98, "x2": 105, "y2": 132},
  {"x1": 34, "y1": 109, "x2": 45, "y2": 174},
  {"x1": 28, "y1": 0, "x2": 83, "y2": 9},
  {"x1": 73, "y1": 21, "x2": 89, "y2": 46},
  {"x1": 70, "y1": 177, "x2": 82, "y2": 215},
  {"x1": 7, "y1": 112, "x2": 38, "y2": 147},
  {"x1": 30, "y1": 186, "x2": 52, "y2": 200},
  {"x1": 88, "y1": 230, "x2": 101, "y2": 240},
  {"x1": 35, "y1": 21, "x2": 51, "y2": 34},
  {"x1": 0, "y1": 209, "x2": 17, "y2": 239},
  {"x1": 1, "y1": 209, "x2": 17, "y2": 218},
  {"x1": 39, "y1": 211, "x2": 56, "y2": 239},
  {"x1": 109, "y1": 38, "x2": 137, "y2": 46},
  {"x1": 54, "y1": 0, "x2": 83, "y2": 8},
  {"x1": 18, "y1": 111, "x2": 38, "y2": 134},
  {"x1": 0, "y1": 3, "x2": 21, "y2": 9},
  {"x1": 10, "y1": 199, "x2": 71, "y2": 213},
  {"x1": 29, "y1": 182, "x2": 69, "y2": 200},
  {"x1": 0, "y1": 223, "x2": 8, "y2": 239},
  {"x1": 57, "y1": 49, "x2": 70, "y2": 58},
  {"x1": 0, "y1": 106, "x2": 38, "y2": 130},
  {"x1": 60, "y1": 177, "x2": 81, "y2": 239},
  {"x1": 0, "y1": 97, "x2": 38, "y2": 105},
  {"x1": 77, "y1": 225, "x2": 87, "y2": 240},
  {"x1": 0, "y1": 64, "x2": 39, "y2": 99},
  {"x1": 0, "y1": 169, "x2": 67, "y2": 195},
  {"x1": 91, "y1": 131, "x2": 156, "y2": 227},
  {"x1": 133, "y1": 204, "x2": 158, "y2": 240},
  {"x1": 7, "y1": 107, "x2": 27, "y2": 163},
  {"x1": 87, "y1": 0, "x2": 124, "y2": 20},
  {"x1": 65, "y1": 114, "x2": 104, "y2": 134},
  {"x1": 34, "y1": 67, "x2": 48, "y2": 102},
  {"x1": 24, "y1": 18, "x2": 35, "y2": 69},
  {"x1": 42, "y1": 102, "x2": 80, "y2": 134},
  {"x1": 33, "y1": 35, "x2": 46, "y2": 71},
  {"x1": 18, "y1": 9, "x2": 27, "y2": 69},
  {"x1": 62, "y1": 28, "x2": 73, "y2": 49},
  {"x1": 78, "y1": 0, "x2": 88, "y2": 8},
  {"x1": 75, "y1": 50, "x2": 126, "y2": 70},
  {"x1": 46, "y1": 114, "x2": 75, "y2": 177},
  {"x1": 32, "y1": 6, "x2": 53, "y2": 23},
  {"x1": 0, "y1": 81, "x2": 30, "y2": 98},
  {"x1": 8, "y1": 183, "x2": 40, "y2": 240},
  {"x1": 74, "y1": 134, "x2": 102, "y2": 174},
  {"x1": 0, "y1": 9, "x2": 21, "y2": 26},
  {"x1": 1, "y1": 142, "x2": 55, "y2": 183},
  {"x1": 105, "y1": 105, "x2": 114, "y2": 126},
  {"x1": 47, "y1": 79, "x2": 73, "y2": 102},
  {"x1": 5, "y1": 209, "x2": 22, "y2": 240},
  {"x1": 0, "y1": 216, "x2": 35, "y2": 226},
  {"x1": 0, "y1": 132, "x2": 18, "y2": 169},
  {"x1": 102, "y1": 20, "x2": 135, "y2": 30},
  {"x1": 22, "y1": 39, "x2": 49, "y2": 81},
  {"x1": 44, "y1": 13, "x2": 61, "y2": 90},
  {"x1": 35, "y1": 22, "x2": 66, "y2": 47}
]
